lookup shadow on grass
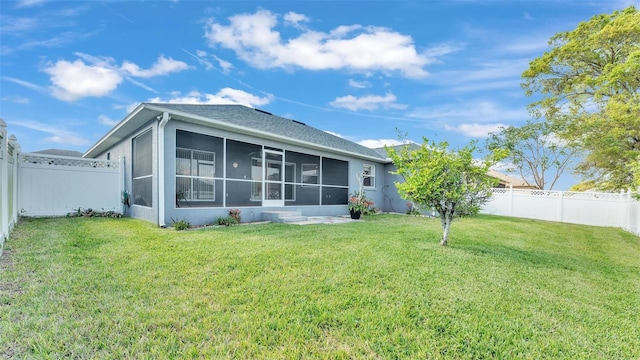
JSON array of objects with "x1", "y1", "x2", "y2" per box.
[{"x1": 458, "y1": 242, "x2": 595, "y2": 274}]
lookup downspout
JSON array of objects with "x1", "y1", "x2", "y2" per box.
[{"x1": 157, "y1": 112, "x2": 170, "y2": 227}]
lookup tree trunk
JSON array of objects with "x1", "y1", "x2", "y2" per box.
[{"x1": 440, "y1": 213, "x2": 452, "y2": 246}]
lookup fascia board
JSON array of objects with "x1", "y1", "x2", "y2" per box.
[{"x1": 83, "y1": 103, "x2": 152, "y2": 158}]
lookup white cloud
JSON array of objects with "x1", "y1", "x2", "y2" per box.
[
  {"x1": 0, "y1": 16, "x2": 39, "y2": 33},
  {"x1": 213, "y1": 55, "x2": 233, "y2": 72},
  {"x1": 15, "y1": 0, "x2": 47, "y2": 8},
  {"x1": 98, "y1": 114, "x2": 119, "y2": 126},
  {"x1": 348, "y1": 79, "x2": 370, "y2": 88},
  {"x1": 324, "y1": 130, "x2": 344, "y2": 138},
  {"x1": 284, "y1": 12, "x2": 310, "y2": 28},
  {"x1": 42, "y1": 54, "x2": 190, "y2": 101},
  {"x1": 44, "y1": 59, "x2": 123, "y2": 101},
  {"x1": 204, "y1": 10, "x2": 433, "y2": 78},
  {"x1": 423, "y1": 43, "x2": 464, "y2": 61},
  {"x1": 500, "y1": 36, "x2": 550, "y2": 55},
  {"x1": 444, "y1": 123, "x2": 507, "y2": 138},
  {"x1": 330, "y1": 92, "x2": 407, "y2": 111},
  {"x1": 1, "y1": 95, "x2": 29, "y2": 104},
  {"x1": 148, "y1": 88, "x2": 272, "y2": 108},
  {"x1": 13, "y1": 119, "x2": 90, "y2": 146},
  {"x1": 409, "y1": 101, "x2": 528, "y2": 124},
  {"x1": 491, "y1": 161, "x2": 516, "y2": 172},
  {"x1": 2, "y1": 76, "x2": 45, "y2": 92},
  {"x1": 121, "y1": 55, "x2": 190, "y2": 78},
  {"x1": 358, "y1": 138, "x2": 407, "y2": 149},
  {"x1": 1, "y1": 31, "x2": 96, "y2": 56}
]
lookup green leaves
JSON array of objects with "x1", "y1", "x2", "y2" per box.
[
  {"x1": 522, "y1": 6, "x2": 640, "y2": 192},
  {"x1": 386, "y1": 139, "x2": 498, "y2": 245},
  {"x1": 485, "y1": 121, "x2": 577, "y2": 190}
]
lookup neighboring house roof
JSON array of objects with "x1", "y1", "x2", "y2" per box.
[
  {"x1": 84, "y1": 103, "x2": 387, "y2": 162},
  {"x1": 31, "y1": 149, "x2": 84, "y2": 157},
  {"x1": 488, "y1": 170, "x2": 538, "y2": 189}
]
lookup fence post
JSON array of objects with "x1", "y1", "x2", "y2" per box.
[
  {"x1": 0, "y1": 118, "x2": 7, "y2": 254},
  {"x1": 623, "y1": 190, "x2": 630, "y2": 231},
  {"x1": 509, "y1": 185, "x2": 514, "y2": 216},
  {"x1": 11, "y1": 137, "x2": 20, "y2": 227},
  {"x1": 558, "y1": 190, "x2": 564, "y2": 223}
]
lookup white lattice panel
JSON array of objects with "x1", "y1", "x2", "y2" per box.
[{"x1": 21, "y1": 154, "x2": 119, "y2": 169}]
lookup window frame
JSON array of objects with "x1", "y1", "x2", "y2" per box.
[
  {"x1": 176, "y1": 147, "x2": 216, "y2": 202},
  {"x1": 362, "y1": 164, "x2": 376, "y2": 189}
]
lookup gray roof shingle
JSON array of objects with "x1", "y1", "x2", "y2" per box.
[{"x1": 147, "y1": 103, "x2": 386, "y2": 161}]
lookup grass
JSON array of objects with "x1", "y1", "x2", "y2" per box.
[{"x1": 1, "y1": 214, "x2": 639, "y2": 359}]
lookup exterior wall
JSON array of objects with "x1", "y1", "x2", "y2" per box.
[
  {"x1": 349, "y1": 158, "x2": 385, "y2": 212},
  {"x1": 94, "y1": 119, "x2": 158, "y2": 224},
  {"x1": 380, "y1": 163, "x2": 410, "y2": 213},
  {"x1": 162, "y1": 121, "x2": 387, "y2": 226}
]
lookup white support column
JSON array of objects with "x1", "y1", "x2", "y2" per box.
[
  {"x1": 157, "y1": 112, "x2": 170, "y2": 227},
  {"x1": 120, "y1": 156, "x2": 126, "y2": 214}
]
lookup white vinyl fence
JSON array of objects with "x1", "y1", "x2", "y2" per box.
[
  {"x1": 0, "y1": 119, "x2": 124, "y2": 257},
  {"x1": 0, "y1": 119, "x2": 19, "y2": 256},
  {"x1": 482, "y1": 188, "x2": 640, "y2": 236},
  {"x1": 19, "y1": 153, "x2": 122, "y2": 217}
]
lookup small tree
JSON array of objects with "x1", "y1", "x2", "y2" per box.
[{"x1": 386, "y1": 139, "x2": 499, "y2": 246}]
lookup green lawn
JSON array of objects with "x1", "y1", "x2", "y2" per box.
[{"x1": 1, "y1": 214, "x2": 639, "y2": 359}]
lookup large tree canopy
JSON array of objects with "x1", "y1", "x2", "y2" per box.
[
  {"x1": 386, "y1": 139, "x2": 498, "y2": 246},
  {"x1": 522, "y1": 6, "x2": 640, "y2": 191}
]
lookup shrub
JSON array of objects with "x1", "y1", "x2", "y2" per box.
[
  {"x1": 405, "y1": 202, "x2": 421, "y2": 216},
  {"x1": 228, "y1": 209, "x2": 241, "y2": 223},
  {"x1": 67, "y1": 208, "x2": 123, "y2": 218},
  {"x1": 171, "y1": 217, "x2": 190, "y2": 231},
  {"x1": 215, "y1": 216, "x2": 238, "y2": 227}
]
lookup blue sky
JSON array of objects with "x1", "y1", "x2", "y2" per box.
[{"x1": 1, "y1": 0, "x2": 638, "y2": 189}]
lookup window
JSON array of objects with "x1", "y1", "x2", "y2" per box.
[
  {"x1": 132, "y1": 129, "x2": 153, "y2": 207},
  {"x1": 176, "y1": 148, "x2": 216, "y2": 201},
  {"x1": 302, "y1": 163, "x2": 319, "y2": 185},
  {"x1": 175, "y1": 130, "x2": 224, "y2": 207},
  {"x1": 250, "y1": 157, "x2": 262, "y2": 201},
  {"x1": 363, "y1": 164, "x2": 375, "y2": 188}
]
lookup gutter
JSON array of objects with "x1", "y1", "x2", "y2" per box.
[{"x1": 157, "y1": 112, "x2": 170, "y2": 227}]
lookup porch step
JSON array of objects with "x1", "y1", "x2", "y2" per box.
[{"x1": 262, "y1": 211, "x2": 308, "y2": 223}]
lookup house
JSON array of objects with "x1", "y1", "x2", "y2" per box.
[
  {"x1": 487, "y1": 170, "x2": 539, "y2": 189},
  {"x1": 84, "y1": 103, "x2": 407, "y2": 226}
]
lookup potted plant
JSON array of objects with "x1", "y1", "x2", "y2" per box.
[{"x1": 348, "y1": 192, "x2": 373, "y2": 219}]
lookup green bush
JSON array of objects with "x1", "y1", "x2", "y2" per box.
[
  {"x1": 171, "y1": 217, "x2": 190, "y2": 231},
  {"x1": 215, "y1": 216, "x2": 238, "y2": 227}
]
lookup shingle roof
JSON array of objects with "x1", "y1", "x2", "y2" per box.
[
  {"x1": 32, "y1": 149, "x2": 84, "y2": 157},
  {"x1": 146, "y1": 103, "x2": 386, "y2": 161}
]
